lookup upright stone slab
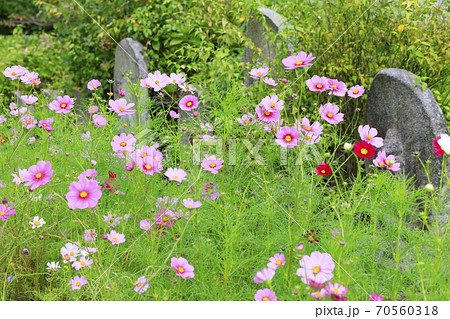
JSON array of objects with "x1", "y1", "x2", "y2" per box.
[
  {"x1": 114, "y1": 38, "x2": 149, "y2": 126},
  {"x1": 364, "y1": 68, "x2": 448, "y2": 187},
  {"x1": 244, "y1": 8, "x2": 294, "y2": 86}
]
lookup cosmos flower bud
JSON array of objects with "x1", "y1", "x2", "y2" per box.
[
  {"x1": 344, "y1": 142, "x2": 353, "y2": 151},
  {"x1": 425, "y1": 184, "x2": 434, "y2": 192}
]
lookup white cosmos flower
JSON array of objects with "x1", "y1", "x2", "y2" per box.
[
  {"x1": 30, "y1": 216, "x2": 46, "y2": 229},
  {"x1": 46, "y1": 261, "x2": 61, "y2": 272},
  {"x1": 437, "y1": 134, "x2": 450, "y2": 155}
]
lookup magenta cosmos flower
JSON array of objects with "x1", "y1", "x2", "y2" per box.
[
  {"x1": 138, "y1": 158, "x2": 163, "y2": 175},
  {"x1": 309, "y1": 288, "x2": 329, "y2": 300},
  {"x1": 164, "y1": 167, "x2": 187, "y2": 183},
  {"x1": 327, "y1": 79, "x2": 347, "y2": 97},
  {"x1": 3, "y1": 65, "x2": 28, "y2": 79},
  {"x1": 78, "y1": 169, "x2": 98, "y2": 181},
  {"x1": 282, "y1": 51, "x2": 315, "y2": 69},
  {"x1": 358, "y1": 124, "x2": 383, "y2": 148},
  {"x1": 255, "y1": 106, "x2": 281, "y2": 124},
  {"x1": 296, "y1": 251, "x2": 335, "y2": 284},
  {"x1": 318, "y1": 103, "x2": 344, "y2": 125},
  {"x1": 92, "y1": 114, "x2": 107, "y2": 127},
  {"x1": 70, "y1": 275, "x2": 88, "y2": 291},
  {"x1": 169, "y1": 110, "x2": 180, "y2": 118},
  {"x1": 306, "y1": 75, "x2": 329, "y2": 92},
  {"x1": 20, "y1": 114, "x2": 37, "y2": 129},
  {"x1": 267, "y1": 253, "x2": 286, "y2": 270},
  {"x1": 171, "y1": 257, "x2": 195, "y2": 279},
  {"x1": 21, "y1": 95, "x2": 38, "y2": 105},
  {"x1": 87, "y1": 79, "x2": 101, "y2": 90},
  {"x1": 0, "y1": 204, "x2": 16, "y2": 221},
  {"x1": 38, "y1": 118, "x2": 54, "y2": 131},
  {"x1": 66, "y1": 179, "x2": 102, "y2": 210},
  {"x1": 134, "y1": 276, "x2": 150, "y2": 294},
  {"x1": 108, "y1": 98, "x2": 135, "y2": 116},
  {"x1": 179, "y1": 95, "x2": 199, "y2": 111},
  {"x1": 107, "y1": 230, "x2": 126, "y2": 245},
  {"x1": 182, "y1": 198, "x2": 202, "y2": 209},
  {"x1": 275, "y1": 126, "x2": 300, "y2": 148},
  {"x1": 201, "y1": 155, "x2": 224, "y2": 174},
  {"x1": 254, "y1": 288, "x2": 278, "y2": 301},
  {"x1": 373, "y1": 151, "x2": 401, "y2": 172},
  {"x1": 369, "y1": 293, "x2": 384, "y2": 301},
  {"x1": 12, "y1": 168, "x2": 29, "y2": 185},
  {"x1": 253, "y1": 267, "x2": 275, "y2": 284},
  {"x1": 260, "y1": 95, "x2": 284, "y2": 112},
  {"x1": 84, "y1": 229, "x2": 97, "y2": 242},
  {"x1": 348, "y1": 85, "x2": 365, "y2": 98},
  {"x1": 111, "y1": 133, "x2": 136, "y2": 155},
  {"x1": 49, "y1": 95, "x2": 74, "y2": 114},
  {"x1": 326, "y1": 282, "x2": 348, "y2": 297},
  {"x1": 249, "y1": 67, "x2": 269, "y2": 79},
  {"x1": 263, "y1": 77, "x2": 278, "y2": 86},
  {"x1": 23, "y1": 161, "x2": 53, "y2": 191}
]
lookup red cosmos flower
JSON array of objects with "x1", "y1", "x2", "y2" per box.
[
  {"x1": 108, "y1": 171, "x2": 116, "y2": 179},
  {"x1": 353, "y1": 140, "x2": 376, "y2": 158},
  {"x1": 433, "y1": 136, "x2": 444, "y2": 156},
  {"x1": 0, "y1": 135, "x2": 8, "y2": 145},
  {"x1": 316, "y1": 163, "x2": 332, "y2": 176},
  {"x1": 302, "y1": 230, "x2": 320, "y2": 243}
]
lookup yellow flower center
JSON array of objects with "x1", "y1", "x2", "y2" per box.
[
  {"x1": 34, "y1": 221, "x2": 40, "y2": 226},
  {"x1": 262, "y1": 297, "x2": 269, "y2": 301},
  {"x1": 321, "y1": 170, "x2": 326, "y2": 174},
  {"x1": 113, "y1": 237, "x2": 118, "y2": 242},
  {"x1": 76, "y1": 282, "x2": 81, "y2": 287},
  {"x1": 12, "y1": 72, "x2": 16, "y2": 75},
  {"x1": 270, "y1": 103, "x2": 275, "y2": 108},
  {"x1": 353, "y1": 90, "x2": 359, "y2": 94},
  {"x1": 119, "y1": 107, "x2": 124, "y2": 112},
  {"x1": 327, "y1": 112, "x2": 333, "y2": 118},
  {"x1": 26, "y1": 120, "x2": 30, "y2": 124},
  {"x1": 313, "y1": 266, "x2": 321, "y2": 275},
  {"x1": 0, "y1": 212, "x2": 5, "y2": 216},
  {"x1": 80, "y1": 261, "x2": 86, "y2": 266},
  {"x1": 43, "y1": 123, "x2": 47, "y2": 126},
  {"x1": 360, "y1": 148, "x2": 368, "y2": 155},
  {"x1": 141, "y1": 153, "x2": 147, "y2": 158},
  {"x1": 120, "y1": 142, "x2": 126, "y2": 147},
  {"x1": 285, "y1": 136, "x2": 292, "y2": 142},
  {"x1": 70, "y1": 252, "x2": 75, "y2": 256},
  {"x1": 257, "y1": 72, "x2": 261, "y2": 76},
  {"x1": 333, "y1": 288, "x2": 340, "y2": 294},
  {"x1": 316, "y1": 292, "x2": 323, "y2": 298},
  {"x1": 186, "y1": 101, "x2": 193, "y2": 107},
  {"x1": 93, "y1": 85, "x2": 96, "y2": 88},
  {"x1": 137, "y1": 282, "x2": 142, "y2": 287},
  {"x1": 155, "y1": 80, "x2": 159, "y2": 84},
  {"x1": 305, "y1": 126, "x2": 311, "y2": 131},
  {"x1": 60, "y1": 103, "x2": 67, "y2": 108},
  {"x1": 367, "y1": 135, "x2": 372, "y2": 140},
  {"x1": 177, "y1": 267, "x2": 185, "y2": 273},
  {"x1": 295, "y1": 61, "x2": 304, "y2": 66},
  {"x1": 275, "y1": 260, "x2": 282, "y2": 265},
  {"x1": 35, "y1": 173, "x2": 42, "y2": 178},
  {"x1": 317, "y1": 84, "x2": 323, "y2": 89},
  {"x1": 174, "y1": 176, "x2": 178, "y2": 179},
  {"x1": 80, "y1": 191, "x2": 88, "y2": 198},
  {"x1": 209, "y1": 163, "x2": 216, "y2": 168},
  {"x1": 244, "y1": 120, "x2": 249, "y2": 124},
  {"x1": 264, "y1": 111, "x2": 271, "y2": 116},
  {"x1": 386, "y1": 160, "x2": 395, "y2": 166},
  {"x1": 332, "y1": 84, "x2": 338, "y2": 89},
  {"x1": 144, "y1": 164, "x2": 152, "y2": 170}
]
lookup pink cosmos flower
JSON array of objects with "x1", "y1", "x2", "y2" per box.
[
  {"x1": 49, "y1": 95, "x2": 74, "y2": 114},
  {"x1": 134, "y1": 276, "x2": 150, "y2": 294},
  {"x1": 169, "y1": 110, "x2": 180, "y2": 118},
  {"x1": 70, "y1": 275, "x2": 88, "y2": 291},
  {"x1": 237, "y1": 114, "x2": 255, "y2": 126},
  {"x1": 201, "y1": 155, "x2": 224, "y2": 174},
  {"x1": 169, "y1": 73, "x2": 186, "y2": 85},
  {"x1": 38, "y1": 118, "x2": 54, "y2": 131},
  {"x1": 249, "y1": 67, "x2": 269, "y2": 79},
  {"x1": 318, "y1": 103, "x2": 344, "y2": 125},
  {"x1": 164, "y1": 167, "x2": 187, "y2": 183},
  {"x1": 326, "y1": 282, "x2": 348, "y2": 297},
  {"x1": 23, "y1": 161, "x2": 53, "y2": 191},
  {"x1": 21, "y1": 95, "x2": 38, "y2": 105},
  {"x1": 255, "y1": 106, "x2": 281, "y2": 124},
  {"x1": 282, "y1": 51, "x2": 315, "y2": 69},
  {"x1": 21, "y1": 72, "x2": 40, "y2": 85},
  {"x1": 182, "y1": 198, "x2": 202, "y2": 209},
  {"x1": 369, "y1": 293, "x2": 384, "y2": 301},
  {"x1": 84, "y1": 229, "x2": 97, "y2": 242},
  {"x1": 179, "y1": 83, "x2": 196, "y2": 92},
  {"x1": 327, "y1": 79, "x2": 347, "y2": 96},
  {"x1": 132, "y1": 145, "x2": 163, "y2": 163},
  {"x1": 296, "y1": 117, "x2": 323, "y2": 136},
  {"x1": 171, "y1": 257, "x2": 195, "y2": 279},
  {"x1": 301, "y1": 131, "x2": 322, "y2": 145},
  {"x1": 348, "y1": 85, "x2": 365, "y2": 98},
  {"x1": 3, "y1": 65, "x2": 27, "y2": 79},
  {"x1": 140, "y1": 219, "x2": 154, "y2": 231},
  {"x1": 263, "y1": 77, "x2": 278, "y2": 86},
  {"x1": 260, "y1": 95, "x2": 284, "y2": 112},
  {"x1": 107, "y1": 230, "x2": 126, "y2": 245},
  {"x1": 66, "y1": 179, "x2": 102, "y2": 210},
  {"x1": 108, "y1": 98, "x2": 135, "y2": 116},
  {"x1": 124, "y1": 161, "x2": 135, "y2": 171},
  {"x1": 309, "y1": 288, "x2": 329, "y2": 300},
  {"x1": 358, "y1": 125, "x2": 383, "y2": 148},
  {"x1": 111, "y1": 133, "x2": 136, "y2": 156},
  {"x1": 78, "y1": 169, "x2": 98, "y2": 181},
  {"x1": 118, "y1": 89, "x2": 126, "y2": 96},
  {"x1": 0, "y1": 115, "x2": 6, "y2": 124},
  {"x1": 138, "y1": 157, "x2": 163, "y2": 175},
  {"x1": 92, "y1": 114, "x2": 107, "y2": 127},
  {"x1": 87, "y1": 79, "x2": 101, "y2": 90},
  {"x1": 72, "y1": 256, "x2": 93, "y2": 271},
  {"x1": 263, "y1": 119, "x2": 284, "y2": 133},
  {"x1": 154, "y1": 209, "x2": 177, "y2": 227},
  {"x1": 20, "y1": 114, "x2": 37, "y2": 129},
  {"x1": 267, "y1": 253, "x2": 286, "y2": 270},
  {"x1": 306, "y1": 75, "x2": 329, "y2": 92},
  {"x1": 61, "y1": 243, "x2": 80, "y2": 262},
  {"x1": 12, "y1": 168, "x2": 29, "y2": 185},
  {"x1": 88, "y1": 105, "x2": 98, "y2": 113},
  {"x1": 254, "y1": 288, "x2": 278, "y2": 301},
  {"x1": 202, "y1": 182, "x2": 219, "y2": 201},
  {"x1": 141, "y1": 70, "x2": 170, "y2": 91},
  {"x1": 179, "y1": 95, "x2": 199, "y2": 111},
  {"x1": 253, "y1": 267, "x2": 276, "y2": 284},
  {"x1": 307, "y1": 279, "x2": 325, "y2": 291},
  {"x1": 0, "y1": 204, "x2": 16, "y2": 221},
  {"x1": 296, "y1": 251, "x2": 335, "y2": 284},
  {"x1": 275, "y1": 126, "x2": 300, "y2": 148},
  {"x1": 373, "y1": 151, "x2": 401, "y2": 172}
]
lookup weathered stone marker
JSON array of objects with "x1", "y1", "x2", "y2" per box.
[
  {"x1": 244, "y1": 8, "x2": 294, "y2": 86},
  {"x1": 113, "y1": 38, "x2": 149, "y2": 126},
  {"x1": 364, "y1": 68, "x2": 448, "y2": 187}
]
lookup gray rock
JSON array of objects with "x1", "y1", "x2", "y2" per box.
[
  {"x1": 364, "y1": 68, "x2": 448, "y2": 187},
  {"x1": 244, "y1": 8, "x2": 294, "y2": 86},
  {"x1": 113, "y1": 38, "x2": 149, "y2": 126}
]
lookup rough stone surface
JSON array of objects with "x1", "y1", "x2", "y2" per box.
[
  {"x1": 364, "y1": 68, "x2": 448, "y2": 187},
  {"x1": 113, "y1": 38, "x2": 149, "y2": 126},
  {"x1": 244, "y1": 8, "x2": 294, "y2": 86}
]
